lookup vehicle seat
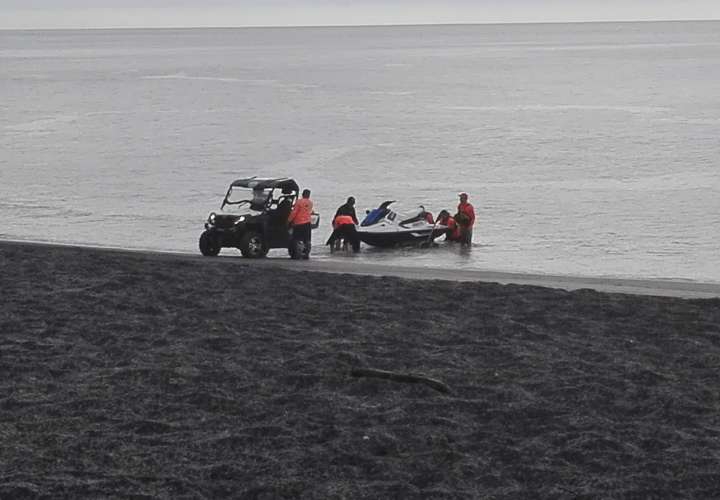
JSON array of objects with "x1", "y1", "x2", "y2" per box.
[
  {"x1": 271, "y1": 196, "x2": 293, "y2": 225},
  {"x1": 399, "y1": 210, "x2": 427, "y2": 227},
  {"x1": 361, "y1": 208, "x2": 389, "y2": 226},
  {"x1": 250, "y1": 190, "x2": 270, "y2": 211}
]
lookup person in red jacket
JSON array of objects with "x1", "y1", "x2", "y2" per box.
[
  {"x1": 287, "y1": 188, "x2": 314, "y2": 259},
  {"x1": 435, "y1": 210, "x2": 461, "y2": 242},
  {"x1": 454, "y1": 192, "x2": 475, "y2": 247},
  {"x1": 419, "y1": 205, "x2": 434, "y2": 224}
]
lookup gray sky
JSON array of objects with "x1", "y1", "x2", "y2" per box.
[{"x1": 2, "y1": 1, "x2": 720, "y2": 29}]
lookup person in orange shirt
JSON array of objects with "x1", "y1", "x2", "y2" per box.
[
  {"x1": 287, "y1": 188, "x2": 314, "y2": 259},
  {"x1": 454, "y1": 192, "x2": 475, "y2": 247},
  {"x1": 435, "y1": 210, "x2": 461, "y2": 242}
]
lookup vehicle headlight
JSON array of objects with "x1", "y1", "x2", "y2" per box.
[
  {"x1": 234, "y1": 216, "x2": 246, "y2": 224},
  {"x1": 208, "y1": 212, "x2": 216, "y2": 224}
]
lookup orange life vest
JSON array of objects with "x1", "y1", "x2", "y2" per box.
[
  {"x1": 334, "y1": 215, "x2": 355, "y2": 226},
  {"x1": 457, "y1": 202, "x2": 475, "y2": 227},
  {"x1": 288, "y1": 198, "x2": 313, "y2": 226}
]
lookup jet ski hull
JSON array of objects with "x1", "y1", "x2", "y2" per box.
[
  {"x1": 357, "y1": 201, "x2": 447, "y2": 248},
  {"x1": 357, "y1": 227, "x2": 447, "y2": 247}
]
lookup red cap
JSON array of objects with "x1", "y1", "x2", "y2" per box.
[{"x1": 459, "y1": 192, "x2": 468, "y2": 198}]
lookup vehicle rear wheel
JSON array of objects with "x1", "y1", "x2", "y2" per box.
[
  {"x1": 289, "y1": 239, "x2": 310, "y2": 260},
  {"x1": 240, "y1": 231, "x2": 267, "y2": 258},
  {"x1": 199, "y1": 230, "x2": 221, "y2": 256}
]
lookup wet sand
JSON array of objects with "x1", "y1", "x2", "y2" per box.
[{"x1": 2, "y1": 241, "x2": 720, "y2": 498}]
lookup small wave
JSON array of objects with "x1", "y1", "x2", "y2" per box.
[
  {"x1": 0, "y1": 201, "x2": 93, "y2": 218},
  {"x1": 140, "y1": 74, "x2": 318, "y2": 90},
  {"x1": 488, "y1": 172, "x2": 719, "y2": 192},
  {"x1": 141, "y1": 73, "x2": 281, "y2": 85},
  {"x1": 278, "y1": 83, "x2": 319, "y2": 91},
  {"x1": 492, "y1": 42, "x2": 717, "y2": 52},
  {"x1": 85, "y1": 111, "x2": 132, "y2": 117},
  {"x1": 656, "y1": 117, "x2": 720, "y2": 125},
  {"x1": 368, "y1": 91, "x2": 415, "y2": 96},
  {"x1": 9, "y1": 74, "x2": 50, "y2": 81},
  {"x1": 0, "y1": 201, "x2": 55, "y2": 211},
  {"x1": 5, "y1": 114, "x2": 79, "y2": 133},
  {"x1": 443, "y1": 104, "x2": 668, "y2": 114},
  {"x1": 142, "y1": 73, "x2": 248, "y2": 83}
]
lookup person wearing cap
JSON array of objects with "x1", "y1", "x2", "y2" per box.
[
  {"x1": 454, "y1": 192, "x2": 475, "y2": 247},
  {"x1": 287, "y1": 188, "x2": 314, "y2": 259}
]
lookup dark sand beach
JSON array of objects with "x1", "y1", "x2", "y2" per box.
[{"x1": 1, "y1": 241, "x2": 719, "y2": 499}]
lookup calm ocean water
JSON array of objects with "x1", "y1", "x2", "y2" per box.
[{"x1": 1, "y1": 22, "x2": 719, "y2": 281}]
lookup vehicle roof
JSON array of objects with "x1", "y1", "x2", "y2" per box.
[{"x1": 230, "y1": 177, "x2": 299, "y2": 191}]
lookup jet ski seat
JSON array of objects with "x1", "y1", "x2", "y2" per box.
[{"x1": 399, "y1": 208, "x2": 429, "y2": 227}]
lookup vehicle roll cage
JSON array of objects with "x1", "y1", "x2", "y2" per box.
[{"x1": 221, "y1": 177, "x2": 300, "y2": 210}]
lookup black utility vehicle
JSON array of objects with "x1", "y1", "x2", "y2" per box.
[{"x1": 199, "y1": 177, "x2": 319, "y2": 258}]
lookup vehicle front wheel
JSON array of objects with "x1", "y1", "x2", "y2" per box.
[
  {"x1": 199, "y1": 230, "x2": 221, "y2": 256},
  {"x1": 240, "y1": 232, "x2": 267, "y2": 258}
]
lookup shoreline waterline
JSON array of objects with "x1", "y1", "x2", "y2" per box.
[{"x1": 3, "y1": 239, "x2": 718, "y2": 299}]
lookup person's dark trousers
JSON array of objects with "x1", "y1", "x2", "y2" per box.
[
  {"x1": 291, "y1": 223, "x2": 312, "y2": 257},
  {"x1": 459, "y1": 226, "x2": 473, "y2": 246},
  {"x1": 326, "y1": 228, "x2": 342, "y2": 247},
  {"x1": 341, "y1": 224, "x2": 361, "y2": 252},
  {"x1": 327, "y1": 224, "x2": 360, "y2": 252}
]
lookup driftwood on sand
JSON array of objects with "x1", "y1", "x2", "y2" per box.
[{"x1": 351, "y1": 367, "x2": 451, "y2": 394}]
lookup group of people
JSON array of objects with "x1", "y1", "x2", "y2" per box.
[
  {"x1": 284, "y1": 189, "x2": 476, "y2": 258},
  {"x1": 435, "y1": 192, "x2": 476, "y2": 246}
]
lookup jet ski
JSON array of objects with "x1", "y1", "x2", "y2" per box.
[{"x1": 356, "y1": 201, "x2": 447, "y2": 248}]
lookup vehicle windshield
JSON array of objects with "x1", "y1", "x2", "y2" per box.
[{"x1": 223, "y1": 186, "x2": 271, "y2": 212}]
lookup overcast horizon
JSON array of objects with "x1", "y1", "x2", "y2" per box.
[{"x1": 2, "y1": 1, "x2": 720, "y2": 30}]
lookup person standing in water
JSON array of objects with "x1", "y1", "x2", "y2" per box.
[
  {"x1": 287, "y1": 188, "x2": 314, "y2": 259},
  {"x1": 326, "y1": 214, "x2": 360, "y2": 252},
  {"x1": 455, "y1": 192, "x2": 475, "y2": 247},
  {"x1": 334, "y1": 196, "x2": 359, "y2": 225},
  {"x1": 328, "y1": 196, "x2": 360, "y2": 252},
  {"x1": 436, "y1": 210, "x2": 461, "y2": 242}
]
